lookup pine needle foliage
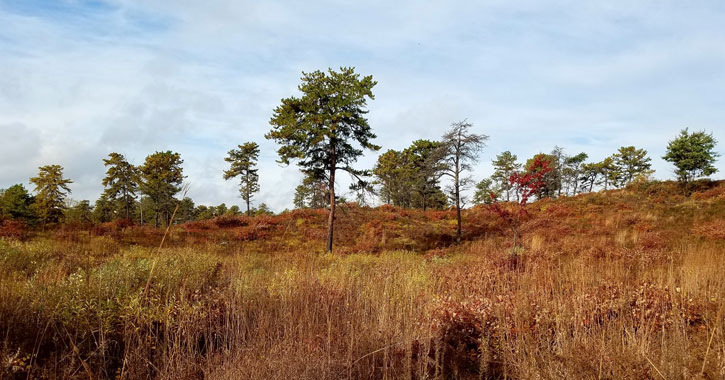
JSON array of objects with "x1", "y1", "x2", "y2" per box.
[{"x1": 266, "y1": 67, "x2": 380, "y2": 252}]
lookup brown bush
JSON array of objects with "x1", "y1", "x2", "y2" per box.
[
  {"x1": 693, "y1": 219, "x2": 725, "y2": 240},
  {"x1": 214, "y1": 215, "x2": 250, "y2": 228},
  {"x1": 0, "y1": 219, "x2": 29, "y2": 240}
]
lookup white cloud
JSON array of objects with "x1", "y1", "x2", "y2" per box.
[{"x1": 1, "y1": 0, "x2": 724, "y2": 209}]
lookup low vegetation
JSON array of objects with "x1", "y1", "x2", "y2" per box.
[{"x1": 1, "y1": 180, "x2": 724, "y2": 379}]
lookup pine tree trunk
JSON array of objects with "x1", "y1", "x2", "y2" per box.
[
  {"x1": 123, "y1": 189, "x2": 129, "y2": 220},
  {"x1": 327, "y1": 148, "x2": 336, "y2": 252},
  {"x1": 245, "y1": 171, "x2": 251, "y2": 216},
  {"x1": 505, "y1": 178, "x2": 510, "y2": 202},
  {"x1": 456, "y1": 185, "x2": 461, "y2": 244},
  {"x1": 455, "y1": 160, "x2": 461, "y2": 244}
]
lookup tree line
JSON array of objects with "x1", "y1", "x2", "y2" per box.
[
  {"x1": 0, "y1": 149, "x2": 272, "y2": 229},
  {"x1": 1, "y1": 68, "x2": 720, "y2": 252},
  {"x1": 471, "y1": 145, "x2": 655, "y2": 205}
]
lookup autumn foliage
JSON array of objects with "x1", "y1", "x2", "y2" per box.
[
  {"x1": 0, "y1": 219, "x2": 28, "y2": 240},
  {"x1": 1, "y1": 180, "x2": 724, "y2": 379},
  {"x1": 488, "y1": 154, "x2": 553, "y2": 249}
]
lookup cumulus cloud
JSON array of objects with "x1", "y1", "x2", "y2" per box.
[
  {"x1": 0, "y1": 0, "x2": 723, "y2": 210},
  {"x1": 0, "y1": 123, "x2": 42, "y2": 182}
]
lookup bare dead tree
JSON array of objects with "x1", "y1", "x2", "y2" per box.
[{"x1": 437, "y1": 120, "x2": 488, "y2": 244}]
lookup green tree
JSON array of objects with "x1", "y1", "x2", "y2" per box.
[
  {"x1": 176, "y1": 197, "x2": 196, "y2": 222},
  {"x1": 562, "y1": 152, "x2": 588, "y2": 195},
  {"x1": 491, "y1": 151, "x2": 521, "y2": 202},
  {"x1": 138, "y1": 151, "x2": 185, "y2": 227},
  {"x1": 194, "y1": 205, "x2": 215, "y2": 220},
  {"x1": 93, "y1": 194, "x2": 115, "y2": 223},
  {"x1": 594, "y1": 156, "x2": 620, "y2": 190},
  {"x1": 437, "y1": 120, "x2": 488, "y2": 243},
  {"x1": 253, "y1": 203, "x2": 274, "y2": 216},
  {"x1": 373, "y1": 141, "x2": 447, "y2": 210},
  {"x1": 472, "y1": 178, "x2": 500, "y2": 205},
  {"x1": 613, "y1": 146, "x2": 652, "y2": 185},
  {"x1": 662, "y1": 128, "x2": 719, "y2": 183},
  {"x1": 266, "y1": 67, "x2": 379, "y2": 252},
  {"x1": 135, "y1": 196, "x2": 156, "y2": 225},
  {"x1": 29, "y1": 165, "x2": 72, "y2": 225},
  {"x1": 65, "y1": 200, "x2": 93, "y2": 224},
  {"x1": 579, "y1": 162, "x2": 599, "y2": 193},
  {"x1": 406, "y1": 140, "x2": 447, "y2": 210},
  {"x1": 293, "y1": 173, "x2": 330, "y2": 209},
  {"x1": 550, "y1": 146, "x2": 566, "y2": 197},
  {"x1": 101, "y1": 152, "x2": 140, "y2": 220},
  {"x1": 0, "y1": 184, "x2": 35, "y2": 221},
  {"x1": 373, "y1": 149, "x2": 406, "y2": 206},
  {"x1": 224, "y1": 142, "x2": 260, "y2": 216},
  {"x1": 216, "y1": 203, "x2": 228, "y2": 217}
]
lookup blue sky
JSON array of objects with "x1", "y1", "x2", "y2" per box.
[{"x1": 1, "y1": 0, "x2": 723, "y2": 211}]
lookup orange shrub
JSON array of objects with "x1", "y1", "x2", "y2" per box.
[
  {"x1": 214, "y1": 215, "x2": 249, "y2": 228},
  {"x1": 693, "y1": 219, "x2": 725, "y2": 240}
]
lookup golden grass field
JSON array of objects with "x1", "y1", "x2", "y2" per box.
[{"x1": 1, "y1": 181, "x2": 724, "y2": 379}]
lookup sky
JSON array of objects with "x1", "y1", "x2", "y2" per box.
[{"x1": 1, "y1": 0, "x2": 724, "y2": 212}]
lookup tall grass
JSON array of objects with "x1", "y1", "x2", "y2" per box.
[
  {"x1": 1, "y1": 182, "x2": 724, "y2": 379},
  {"x1": 1, "y1": 239, "x2": 722, "y2": 379}
]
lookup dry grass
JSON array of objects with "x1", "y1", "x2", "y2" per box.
[{"x1": 1, "y1": 181, "x2": 724, "y2": 379}]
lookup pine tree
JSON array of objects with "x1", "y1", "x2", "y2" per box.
[
  {"x1": 613, "y1": 146, "x2": 652, "y2": 185},
  {"x1": 101, "y1": 153, "x2": 140, "y2": 220},
  {"x1": 598, "y1": 156, "x2": 620, "y2": 190},
  {"x1": 293, "y1": 172, "x2": 330, "y2": 209},
  {"x1": 373, "y1": 149, "x2": 404, "y2": 205},
  {"x1": 373, "y1": 141, "x2": 447, "y2": 210},
  {"x1": 579, "y1": 162, "x2": 599, "y2": 193},
  {"x1": 663, "y1": 128, "x2": 719, "y2": 183},
  {"x1": 224, "y1": 142, "x2": 261, "y2": 216},
  {"x1": 406, "y1": 140, "x2": 447, "y2": 210},
  {"x1": 491, "y1": 151, "x2": 521, "y2": 201},
  {"x1": 550, "y1": 146, "x2": 566, "y2": 197},
  {"x1": 29, "y1": 165, "x2": 72, "y2": 225},
  {"x1": 65, "y1": 200, "x2": 93, "y2": 224},
  {"x1": 0, "y1": 184, "x2": 35, "y2": 222},
  {"x1": 267, "y1": 67, "x2": 379, "y2": 252},
  {"x1": 138, "y1": 151, "x2": 185, "y2": 227},
  {"x1": 92, "y1": 194, "x2": 115, "y2": 223},
  {"x1": 562, "y1": 152, "x2": 588, "y2": 195},
  {"x1": 472, "y1": 178, "x2": 500, "y2": 205}
]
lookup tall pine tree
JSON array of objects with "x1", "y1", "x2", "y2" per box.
[
  {"x1": 267, "y1": 67, "x2": 379, "y2": 252},
  {"x1": 138, "y1": 151, "x2": 185, "y2": 227},
  {"x1": 29, "y1": 165, "x2": 72, "y2": 225},
  {"x1": 101, "y1": 153, "x2": 140, "y2": 220},
  {"x1": 224, "y1": 142, "x2": 260, "y2": 216}
]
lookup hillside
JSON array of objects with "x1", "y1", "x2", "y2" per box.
[
  {"x1": 79, "y1": 179, "x2": 725, "y2": 255},
  {"x1": 1, "y1": 180, "x2": 724, "y2": 379}
]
